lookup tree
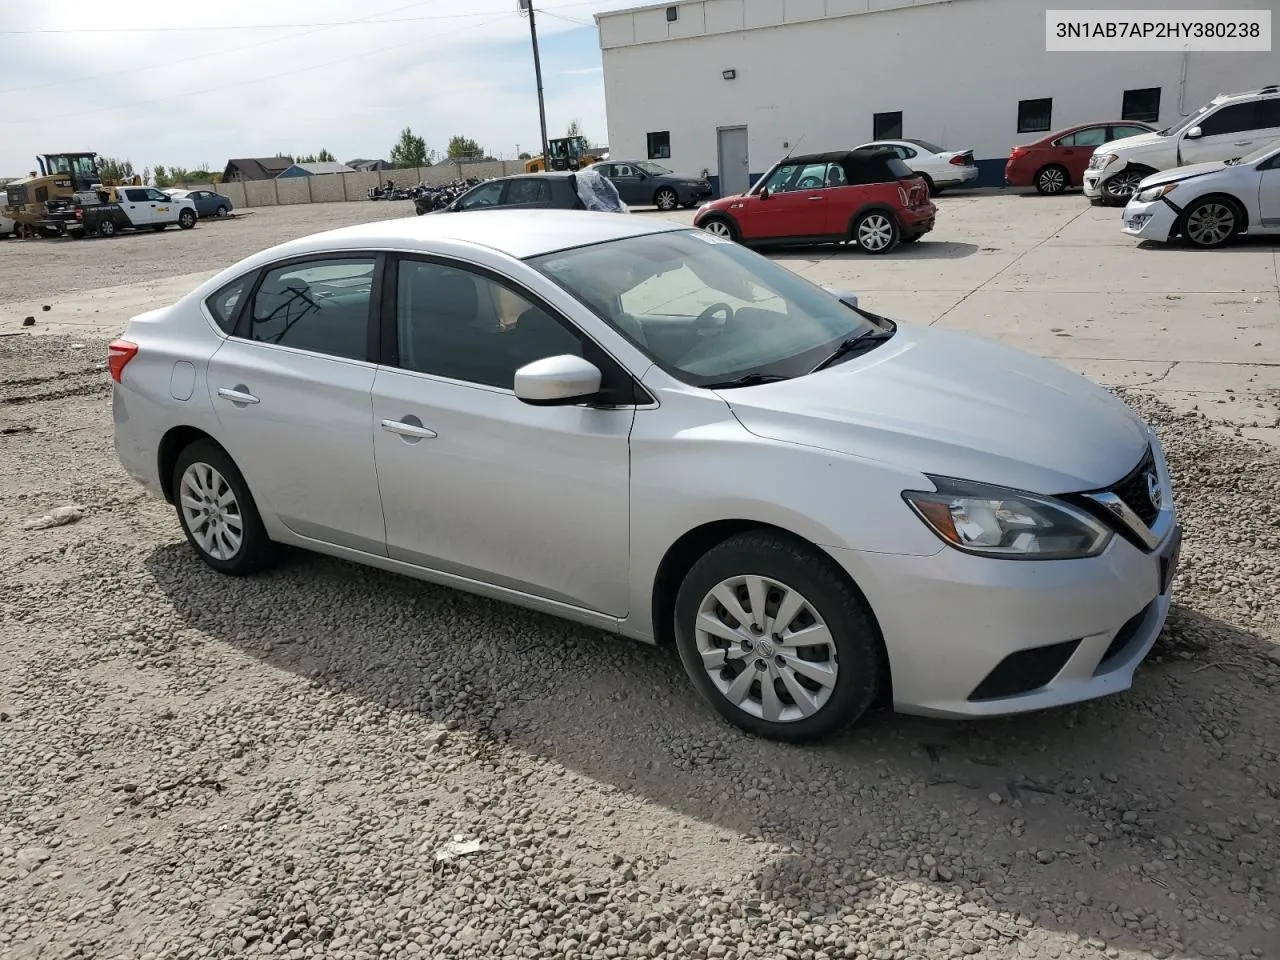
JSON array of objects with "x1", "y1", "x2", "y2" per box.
[
  {"x1": 390, "y1": 127, "x2": 428, "y2": 168},
  {"x1": 296, "y1": 148, "x2": 336, "y2": 164},
  {"x1": 518, "y1": 152, "x2": 532, "y2": 160},
  {"x1": 447, "y1": 135, "x2": 483, "y2": 160},
  {"x1": 98, "y1": 157, "x2": 135, "y2": 181},
  {"x1": 152, "y1": 164, "x2": 168, "y2": 187}
]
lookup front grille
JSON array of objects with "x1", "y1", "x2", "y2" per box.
[
  {"x1": 1110, "y1": 447, "x2": 1159, "y2": 527},
  {"x1": 968, "y1": 639, "x2": 1081, "y2": 701}
]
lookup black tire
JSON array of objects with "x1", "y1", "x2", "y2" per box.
[
  {"x1": 699, "y1": 216, "x2": 738, "y2": 242},
  {"x1": 1034, "y1": 164, "x2": 1069, "y2": 195},
  {"x1": 920, "y1": 174, "x2": 936, "y2": 197},
  {"x1": 97, "y1": 220, "x2": 117, "y2": 239},
  {"x1": 172, "y1": 440, "x2": 275, "y2": 576},
  {"x1": 1101, "y1": 166, "x2": 1151, "y2": 205},
  {"x1": 851, "y1": 209, "x2": 899, "y2": 254},
  {"x1": 1179, "y1": 196, "x2": 1241, "y2": 249},
  {"x1": 654, "y1": 187, "x2": 680, "y2": 211},
  {"x1": 153, "y1": 224, "x2": 167, "y2": 232},
  {"x1": 178, "y1": 209, "x2": 197, "y2": 230},
  {"x1": 215, "y1": 205, "x2": 229, "y2": 218},
  {"x1": 673, "y1": 531, "x2": 884, "y2": 742}
]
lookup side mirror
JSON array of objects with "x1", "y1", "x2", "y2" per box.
[
  {"x1": 822, "y1": 287, "x2": 859, "y2": 310},
  {"x1": 1185, "y1": 126, "x2": 1203, "y2": 140},
  {"x1": 514, "y1": 355, "x2": 602, "y2": 406},
  {"x1": 759, "y1": 187, "x2": 771, "y2": 200}
]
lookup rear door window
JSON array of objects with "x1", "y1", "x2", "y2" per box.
[
  {"x1": 247, "y1": 257, "x2": 376, "y2": 361},
  {"x1": 1059, "y1": 127, "x2": 1109, "y2": 146}
]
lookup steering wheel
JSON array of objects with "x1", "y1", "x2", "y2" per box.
[
  {"x1": 693, "y1": 302, "x2": 734, "y2": 335},
  {"x1": 797, "y1": 176, "x2": 823, "y2": 189}
]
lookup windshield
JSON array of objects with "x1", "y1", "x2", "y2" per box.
[
  {"x1": 635, "y1": 161, "x2": 673, "y2": 176},
  {"x1": 905, "y1": 138, "x2": 945, "y2": 154},
  {"x1": 1159, "y1": 101, "x2": 1215, "y2": 136},
  {"x1": 528, "y1": 230, "x2": 881, "y2": 386}
]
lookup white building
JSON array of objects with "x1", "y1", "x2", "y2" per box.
[{"x1": 595, "y1": 0, "x2": 1278, "y2": 195}]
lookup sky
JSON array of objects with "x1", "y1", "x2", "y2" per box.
[{"x1": 0, "y1": 0, "x2": 640, "y2": 177}]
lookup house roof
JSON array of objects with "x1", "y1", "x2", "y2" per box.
[
  {"x1": 282, "y1": 161, "x2": 355, "y2": 176},
  {"x1": 224, "y1": 156, "x2": 294, "y2": 179}
]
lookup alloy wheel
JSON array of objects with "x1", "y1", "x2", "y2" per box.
[
  {"x1": 656, "y1": 189, "x2": 679, "y2": 211},
  {"x1": 856, "y1": 213, "x2": 894, "y2": 252},
  {"x1": 1184, "y1": 202, "x2": 1236, "y2": 247},
  {"x1": 1103, "y1": 170, "x2": 1144, "y2": 200},
  {"x1": 703, "y1": 219, "x2": 733, "y2": 239},
  {"x1": 694, "y1": 574, "x2": 839, "y2": 724},
  {"x1": 1037, "y1": 167, "x2": 1067, "y2": 194},
  {"x1": 179, "y1": 462, "x2": 244, "y2": 561}
]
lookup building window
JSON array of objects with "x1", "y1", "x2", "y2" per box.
[
  {"x1": 1017, "y1": 98, "x2": 1053, "y2": 134},
  {"x1": 873, "y1": 111, "x2": 903, "y2": 140},
  {"x1": 1122, "y1": 87, "x2": 1161, "y2": 123},
  {"x1": 647, "y1": 131, "x2": 671, "y2": 160},
  {"x1": 666, "y1": 5, "x2": 677, "y2": 21}
]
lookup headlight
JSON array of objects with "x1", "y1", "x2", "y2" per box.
[
  {"x1": 902, "y1": 477, "x2": 1112, "y2": 560},
  {"x1": 1135, "y1": 183, "x2": 1176, "y2": 202},
  {"x1": 1090, "y1": 153, "x2": 1119, "y2": 170}
]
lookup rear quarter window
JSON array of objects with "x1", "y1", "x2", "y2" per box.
[{"x1": 204, "y1": 275, "x2": 253, "y2": 333}]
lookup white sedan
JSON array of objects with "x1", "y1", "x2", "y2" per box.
[
  {"x1": 1122, "y1": 141, "x2": 1280, "y2": 248},
  {"x1": 854, "y1": 139, "x2": 979, "y2": 195}
]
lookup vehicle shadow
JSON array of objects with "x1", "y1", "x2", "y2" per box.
[{"x1": 145, "y1": 543, "x2": 1280, "y2": 958}]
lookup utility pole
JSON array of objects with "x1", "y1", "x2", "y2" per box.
[{"x1": 520, "y1": 0, "x2": 551, "y2": 164}]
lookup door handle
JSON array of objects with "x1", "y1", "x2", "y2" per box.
[
  {"x1": 807, "y1": 195, "x2": 823, "y2": 201},
  {"x1": 380, "y1": 418, "x2": 437, "y2": 439},
  {"x1": 217, "y1": 387, "x2": 259, "y2": 405}
]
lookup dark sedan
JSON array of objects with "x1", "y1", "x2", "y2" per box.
[
  {"x1": 586, "y1": 161, "x2": 712, "y2": 210},
  {"x1": 165, "y1": 189, "x2": 234, "y2": 218},
  {"x1": 437, "y1": 171, "x2": 625, "y2": 214}
]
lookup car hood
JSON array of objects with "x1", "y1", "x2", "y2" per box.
[
  {"x1": 719, "y1": 323, "x2": 1148, "y2": 495},
  {"x1": 1096, "y1": 131, "x2": 1164, "y2": 156},
  {"x1": 1138, "y1": 160, "x2": 1230, "y2": 187}
]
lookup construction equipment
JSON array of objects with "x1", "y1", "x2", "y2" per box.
[
  {"x1": 2, "y1": 153, "x2": 142, "y2": 238},
  {"x1": 524, "y1": 136, "x2": 602, "y2": 173}
]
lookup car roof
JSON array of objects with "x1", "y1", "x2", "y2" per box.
[
  {"x1": 243, "y1": 209, "x2": 686, "y2": 262},
  {"x1": 778, "y1": 148, "x2": 899, "y2": 165}
]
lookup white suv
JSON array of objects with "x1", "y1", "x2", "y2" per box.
[{"x1": 1083, "y1": 85, "x2": 1280, "y2": 204}]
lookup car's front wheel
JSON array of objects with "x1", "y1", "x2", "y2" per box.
[
  {"x1": 852, "y1": 210, "x2": 899, "y2": 254},
  {"x1": 173, "y1": 440, "x2": 275, "y2": 575},
  {"x1": 1101, "y1": 167, "x2": 1149, "y2": 203},
  {"x1": 178, "y1": 209, "x2": 197, "y2": 229},
  {"x1": 654, "y1": 187, "x2": 680, "y2": 211},
  {"x1": 1181, "y1": 197, "x2": 1240, "y2": 249},
  {"x1": 674, "y1": 532, "x2": 883, "y2": 742},
  {"x1": 700, "y1": 216, "x2": 738, "y2": 241}
]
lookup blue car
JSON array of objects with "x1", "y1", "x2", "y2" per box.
[{"x1": 165, "y1": 189, "x2": 234, "y2": 218}]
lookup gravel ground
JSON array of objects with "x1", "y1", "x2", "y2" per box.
[
  {"x1": 1, "y1": 333, "x2": 1278, "y2": 960},
  {"x1": 0, "y1": 202, "x2": 417, "y2": 305}
]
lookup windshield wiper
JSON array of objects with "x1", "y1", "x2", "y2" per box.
[
  {"x1": 702, "y1": 373, "x2": 791, "y2": 389},
  {"x1": 810, "y1": 324, "x2": 897, "y2": 372}
]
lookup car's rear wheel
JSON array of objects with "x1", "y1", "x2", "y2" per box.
[
  {"x1": 216, "y1": 205, "x2": 229, "y2": 218},
  {"x1": 919, "y1": 174, "x2": 936, "y2": 197},
  {"x1": 1181, "y1": 197, "x2": 1240, "y2": 249},
  {"x1": 178, "y1": 209, "x2": 197, "y2": 229},
  {"x1": 97, "y1": 220, "x2": 116, "y2": 238},
  {"x1": 700, "y1": 216, "x2": 738, "y2": 241},
  {"x1": 674, "y1": 532, "x2": 883, "y2": 742},
  {"x1": 852, "y1": 210, "x2": 898, "y2": 254},
  {"x1": 172, "y1": 440, "x2": 275, "y2": 576},
  {"x1": 1101, "y1": 167, "x2": 1148, "y2": 203},
  {"x1": 1034, "y1": 164, "x2": 1069, "y2": 195},
  {"x1": 654, "y1": 187, "x2": 680, "y2": 211}
]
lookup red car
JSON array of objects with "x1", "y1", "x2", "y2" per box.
[
  {"x1": 1005, "y1": 121, "x2": 1157, "y2": 195},
  {"x1": 693, "y1": 148, "x2": 935, "y2": 254}
]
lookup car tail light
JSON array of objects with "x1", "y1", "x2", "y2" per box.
[
  {"x1": 1009, "y1": 146, "x2": 1027, "y2": 160},
  {"x1": 950, "y1": 152, "x2": 974, "y2": 166},
  {"x1": 75, "y1": 208, "x2": 83, "y2": 220},
  {"x1": 107, "y1": 339, "x2": 138, "y2": 383}
]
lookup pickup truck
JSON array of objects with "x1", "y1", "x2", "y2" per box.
[{"x1": 43, "y1": 186, "x2": 198, "y2": 238}]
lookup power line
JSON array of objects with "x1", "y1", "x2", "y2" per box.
[
  {"x1": 0, "y1": 0, "x2": 444, "y2": 95},
  {"x1": 539, "y1": 9, "x2": 595, "y2": 27}
]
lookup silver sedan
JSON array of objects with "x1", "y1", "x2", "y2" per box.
[{"x1": 111, "y1": 210, "x2": 1181, "y2": 741}]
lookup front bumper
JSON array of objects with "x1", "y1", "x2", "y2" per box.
[
  {"x1": 1082, "y1": 166, "x2": 1113, "y2": 198},
  {"x1": 1121, "y1": 197, "x2": 1179, "y2": 242},
  {"x1": 680, "y1": 183, "x2": 713, "y2": 204},
  {"x1": 825, "y1": 442, "x2": 1180, "y2": 719}
]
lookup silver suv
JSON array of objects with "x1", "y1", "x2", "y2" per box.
[{"x1": 1083, "y1": 85, "x2": 1280, "y2": 203}]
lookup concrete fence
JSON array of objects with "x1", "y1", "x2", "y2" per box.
[{"x1": 187, "y1": 159, "x2": 530, "y2": 210}]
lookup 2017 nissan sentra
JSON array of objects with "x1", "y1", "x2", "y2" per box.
[{"x1": 110, "y1": 210, "x2": 1181, "y2": 742}]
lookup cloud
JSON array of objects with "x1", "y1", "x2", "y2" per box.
[{"x1": 0, "y1": 0, "x2": 632, "y2": 175}]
